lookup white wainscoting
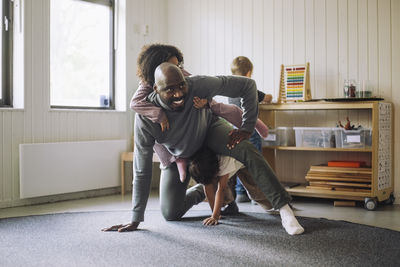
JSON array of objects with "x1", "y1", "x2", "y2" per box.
[{"x1": 19, "y1": 140, "x2": 127, "y2": 198}]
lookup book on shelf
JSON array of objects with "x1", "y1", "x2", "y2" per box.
[
  {"x1": 305, "y1": 164, "x2": 372, "y2": 192},
  {"x1": 309, "y1": 165, "x2": 371, "y2": 174},
  {"x1": 327, "y1": 161, "x2": 365, "y2": 168}
]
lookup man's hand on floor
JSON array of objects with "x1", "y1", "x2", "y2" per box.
[{"x1": 101, "y1": 222, "x2": 140, "y2": 232}]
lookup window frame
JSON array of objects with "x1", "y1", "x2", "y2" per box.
[
  {"x1": 1, "y1": 0, "x2": 13, "y2": 107},
  {"x1": 50, "y1": 0, "x2": 115, "y2": 110}
]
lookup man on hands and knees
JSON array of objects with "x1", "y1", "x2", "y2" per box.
[{"x1": 103, "y1": 62, "x2": 303, "y2": 235}]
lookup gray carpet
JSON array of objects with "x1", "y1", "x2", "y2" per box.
[{"x1": 0, "y1": 210, "x2": 399, "y2": 267}]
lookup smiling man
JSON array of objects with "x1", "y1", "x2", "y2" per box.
[
  {"x1": 153, "y1": 66, "x2": 188, "y2": 111},
  {"x1": 104, "y1": 63, "x2": 303, "y2": 235}
]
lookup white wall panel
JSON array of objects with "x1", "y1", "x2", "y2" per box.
[
  {"x1": 368, "y1": 0, "x2": 379, "y2": 90},
  {"x1": 183, "y1": 1, "x2": 193, "y2": 71},
  {"x1": 326, "y1": 0, "x2": 339, "y2": 98},
  {"x1": 358, "y1": 0, "x2": 368, "y2": 82},
  {"x1": 282, "y1": 0, "x2": 293, "y2": 64},
  {"x1": 293, "y1": 0, "x2": 306, "y2": 65},
  {"x1": 348, "y1": 0, "x2": 359, "y2": 81},
  {"x1": 274, "y1": 0, "x2": 283, "y2": 98},
  {"x1": 305, "y1": 0, "x2": 315, "y2": 98},
  {"x1": 0, "y1": 113, "x2": 4, "y2": 201},
  {"x1": 224, "y1": 0, "x2": 233, "y2": 75},
  {"x1": 314, "y1": 0, "x2": 327, "y2": 99},
  {"x1": 263, "y1": 0, "x2": 274, "y2": 95},
  {"x1": 3, "y1": 112, "x2": 12, "y2": 201},
  {"x1": 232, "y1": 0, "x2": 242, "y2": 61},
  {"x1": 215, "y1": 0, "x2": 225, "y2": 75},
  {"x1": 253, "y1": 0, "x2": 264, "y2": 89},
  {"x1": 242, "y1": 0, "x2": 253, "y2": 64},
  {"x1": 12, "y1": 111, "x2": 24, "y2": 200},
  {"x1": 200, "y1": 1, "x2": 209, "y2": 74},
  {"x1": 338, "y1": 0, "x2": 348, "y2": 91},
  {"x1": 378, "y1": 0, "x2": 392, "y2": 99},
  {"x1": 207, "y1": 0, "x2": 216, "y2": 75}
]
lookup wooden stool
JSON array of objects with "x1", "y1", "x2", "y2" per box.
[{"x1": 120, "y1": 152, "x2": 160, "y2": 196}]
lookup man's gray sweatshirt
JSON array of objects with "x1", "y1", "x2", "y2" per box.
[{"x1": 132, "y1": 75, "x2": 258, "y2": 222}]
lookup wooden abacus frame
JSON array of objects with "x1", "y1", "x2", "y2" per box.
[{"x1": 278, "y1": 63, "x2": 311, "y2": 103}]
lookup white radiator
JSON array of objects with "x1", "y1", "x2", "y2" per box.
[{"x1": 19, "y1": 140, "x2": 127, "y2": 198}]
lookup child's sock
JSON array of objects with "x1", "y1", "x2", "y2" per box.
[
  {"x1": 175, "y1": 158, "x2": 187, "y2": 183},
  {"x1": 279, "y1": 204, "x2": 304, "y2": 235}
]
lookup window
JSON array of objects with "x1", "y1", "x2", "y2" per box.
[
  {"x1": 1, "y1": 0, "x2": 13, "y2": 107},
  {"x1": 50, "y1": 0, "x2": 115, "y2": 109}
]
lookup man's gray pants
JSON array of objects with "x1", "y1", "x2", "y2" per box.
[{"x1": 159, "y1": 117, "x2": 291, "y2": 221}]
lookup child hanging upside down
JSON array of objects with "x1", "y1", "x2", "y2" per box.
[{"x1": 188, "y1": 146, "x2": 304, "y2": 235}]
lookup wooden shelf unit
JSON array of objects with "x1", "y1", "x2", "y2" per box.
[{"x1": 259, "y1": 101, "x2": 393, "y2": 206}]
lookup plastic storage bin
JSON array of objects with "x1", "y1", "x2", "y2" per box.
[
  {"x1": 262, "y1": 129, "x2": 279, "y2": 146},
  {"x1": 334, "y1": 128, "x2": 371, "y2": 148},
  {"x1": 277, "y1": 127, "x2": 295, "y2": 146},
  {"x1": 294, "y1": 127, "x2": 335, "y2": 148},
  {"x1": 364, "y1": 129, "x2": 372, "y2": 147}
]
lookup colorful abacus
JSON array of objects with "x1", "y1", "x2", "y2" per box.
[{"x1": 278, "y1": 63, "x2": 311, "y2": 103}]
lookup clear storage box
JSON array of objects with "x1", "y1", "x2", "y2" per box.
[
  {"x1": 293, "y1": 127, "x2": 335, "y2": 148},
  {"x1": 277, "y1": 127, "x2": 295, "y2": 146},
  {"x1": 262, "y1": 129, "x2": 279, "y2": 146},
  {"x1": 334, "y1": 128, "x2": 371, "y2": 148},
  {"x1": 364, "y1": 129, "x2": 372, "y2": 147}
]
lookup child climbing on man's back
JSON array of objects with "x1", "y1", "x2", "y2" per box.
[{"x1": 188, "y1": 146, "x2": 274, "y2": 225}]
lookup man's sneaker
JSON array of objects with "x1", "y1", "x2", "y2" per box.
[
  {"x1": 221, "y1": 201, "x2": 239, "y2": 215},
  {"x1": 235, "y1": 193, "x2": 251, "y2": 203}
]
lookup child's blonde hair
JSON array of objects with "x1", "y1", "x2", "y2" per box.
[{"x1": 230, "y1": 56, "x2": 253, "y2": 76}]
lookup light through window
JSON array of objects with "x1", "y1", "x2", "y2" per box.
[{"x1": 50, "y1": 0, "x2": 114, "y2": 109}]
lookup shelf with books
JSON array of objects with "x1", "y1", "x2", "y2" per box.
[
  {"x1": 262, "y1": 146, "x2": 372, "y2": 152},
  {"x1": 259, "y1": 101, "x2": 393, "y2": 210}
]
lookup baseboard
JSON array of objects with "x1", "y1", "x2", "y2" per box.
[{"x1": 0, "y1": 187, "x2": 120, "y2": 209}]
